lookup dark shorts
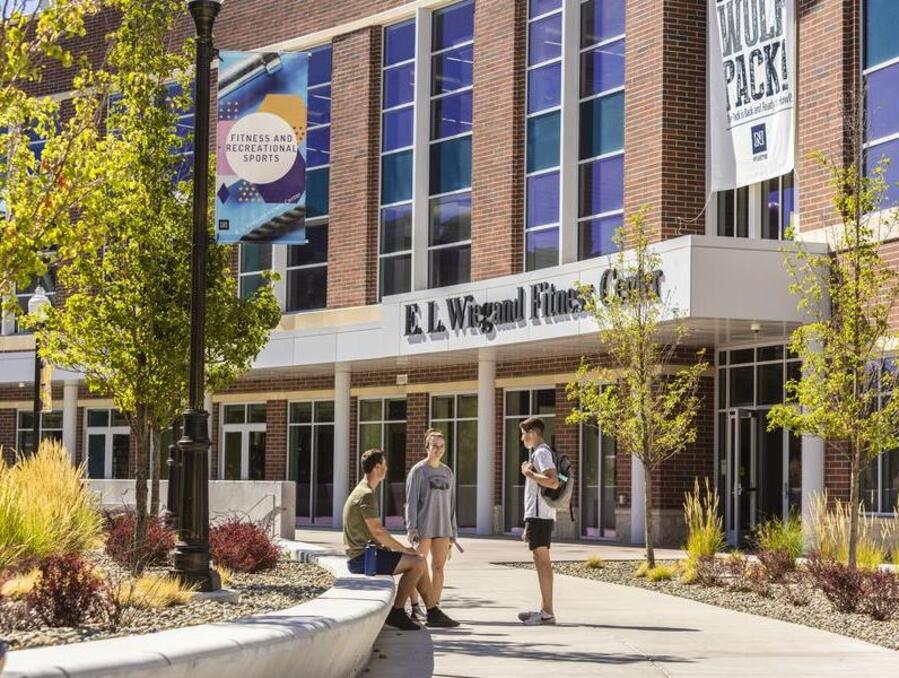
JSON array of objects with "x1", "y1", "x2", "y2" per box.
[
  {"x1": 525, "y1": 518, "x2": 554, "y2": 551},
  {"x1": 347, "y1": 548, "x2": 404, "y2": 576}
]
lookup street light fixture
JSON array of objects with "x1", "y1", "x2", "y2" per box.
[
  {"x1": 172, "y1": 0, "x2": 223, "y2": 592},
  {"x1": 27, "y1": 285, "x2": 51, "y2": 453}
]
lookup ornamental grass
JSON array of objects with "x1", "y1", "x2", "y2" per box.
[
  {"x1": 116, "y1": 574, "x2": 196, "y2": 609},
  {"x1": 683, "y1": 478, "x2": 725, "y2": 562}
]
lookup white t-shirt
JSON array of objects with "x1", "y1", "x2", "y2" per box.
[{"x1": 523, "y1": 443, "x2": 556, "y2": 521}]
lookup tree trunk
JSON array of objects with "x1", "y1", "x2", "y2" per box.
[
  {"x1": 150, "y1": 427, "x2": 160, "y2": 518},
  {"x1": 847, "y1": 441, "x2": 860, "y2": 570},
  {"x1": 644, "y1": 463, "x2": 655, "y2": 568},
  {"x1": 132, "y1": 407, "x2": 150, "y2": 575}
]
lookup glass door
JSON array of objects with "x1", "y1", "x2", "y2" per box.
[
  {"x1": 84, "y1": 408, "x2": 130, "y2": 479},
  {"x1": 289, "y1": 401, "x2": 335, "y2": 525},
  {"x1": 220, "y1": 404, "x2": 267, "y2": 480},
  {"x1": 358, "y1": 398, "x2": 407, "y2": 528},
  {"x1": 87, "y1": 434, "x2": 105, "y2": 479},
  {"x1": 727, "y1": 409, "x2": 757, "y2": 545},
  {"x1": 223, "y1": 430, "x2": 242, "y2": 480},
  {"x1": 580, "y1": 424, "x2": 617, "y2": 539}
]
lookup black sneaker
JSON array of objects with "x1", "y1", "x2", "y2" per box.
[
  {"x1": 426, "y1": 606, "x2": 460, "y2": 628},
  {"x1": 386, "y1": 607, "x2": 421, "y2": 631}
]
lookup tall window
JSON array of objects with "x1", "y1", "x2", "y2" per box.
[
  {"x1": 221, "y1": 403, "x2": 267, "y2": 480},
  {"x1": 288, "y1": 45, "x2": 331, "y2": 312},
  {"x1": 428, "y1": 0, "x2": 474, "y2": 288},
  {"x1": 238, "y1": 244, "x2": 271, "y2": 299},
  {"x1": 289, "y1": 400, "x2": 335, "y2": 524},
  {"x1": 16, "y1": 410, "x2": 63, "y2": 454},
  {"x1": 716, "y1": 172, "x2": 794, "y2": 240},
  {"x1": 864, "y1": 0, "x2": 899, "y2": 207},
  {"x1": 525, "y1": 0, "x2": 563, "y2": 270},
  {"x1": 430, "y1": 394, "x2": 477, "y2": 529},
  {"x1": 358, "y1": 398, "x2": 407, "y2": 528},
  {"x1": 577, "y1": 0, "x2": 625, "y2": 261},
  {"x1": 861, "y1": 359, "x2": 899, "y2": 513},
  {"x1": 85, "y1": 408, "x2": 130, "y2": 480},
  {"x1": 379, "y1": 19, "x2": 416, "y2": 298}
]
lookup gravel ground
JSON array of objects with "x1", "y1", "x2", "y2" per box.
[
  {"x1": 1, "y1": 553, "x2": 334, "y2": 651},
  {"x1": 509, "y1": 560, "x2": 899, "y2": 651}
]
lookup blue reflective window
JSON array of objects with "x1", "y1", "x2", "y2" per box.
[
  {"x1": 385, "y1": 20, "x2": 416, "y2": 66},
  {"x1": 382, "y1": 151, "x2": 414, "y2": 204},
  {"x1": 308, "y1": 85, "x2": 331, "y2": 126},
  {"x1": 580, "y1": 38, "x2": 625, "y2": 97},
  {"x1": 429, "y1": 245, "x2": 471, "y2": 288},
  {"x1": 431, "y1": 90, "x2": 473, "y2": 139},
  {"x1": 529, "y1": 12, "x2": 562, "y2": 65},
  {"x1": 865, "y1": 0, "x2": 899, "y2": 67},
  {"x1": 526, "y1": 171, "x2": 560, "y2": 228},
  {"x1": 528, "y1": 61, "x2": 561, "y2": 113},
  {"x1": 530, "y1": 0, "x2": 561, "y2": 16},
  {"x1": 432, "y1": 45, "x2": 474, "y2": 95},
  {"x1": 866, "y1": 62, "x2": 899, "y2": 142},
  {"x1": 526, "y1": 227, "x2": 559, "y2": 271},
  {"x1": 579, "y1": 154, "x2": 624, "y2": 218},
  {"x1": 579, "y1": 91, "x2": 624, "y2": 159},
  {"x1": 306, "y1": 167, "x2": 329, "y2": 218},
  {"x1": 381, "y1": 204, "x2": 413, "y2": 253},
  {"x1": 383, "y1": 107, "x2": 415, "y2": 151},
  {"x1": 578, "y1": 213, "x2": 621, "y2": 259},
  {"x1": 429, "y1": 193, "x2": 472, "y2": 245},
  {"x1": 526, "y1": 111, "x2": 560, "y2": 173},
  {"x1": 309, "y1": 46, "x2": 333, "y2": 87},
  {"x1": 429, "y1": 137, "x2": 472, "y2": 194},
  {"x1": 307, "y1": 126, "x2": 330, "y2": 168},
  {"x1": 581, "y1": 0, "x2": 626, "y2": 47},
  {"x1": 384, "y1": 62, "x2": 415, "y2": 108},
  {"x1": 433, "y1": 1, "x2": 474, "y2": 51},
  {"x1": 288, "y1": 223, "x2": 328, "y2": 267},
  {"x1": 867, "y1": 138, "x2": 899, "y2": 207},
  {"x1": 380, "y1": 254, "x2": 412, "y2": 297}
]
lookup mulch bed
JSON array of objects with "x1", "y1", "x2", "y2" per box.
[{"x1": 508, "y1": 559, "x2": 899, "y2": 651}]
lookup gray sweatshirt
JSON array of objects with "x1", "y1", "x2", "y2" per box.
[{"x1": 405, "y1": 459, "x2": 458, "y2": 539}]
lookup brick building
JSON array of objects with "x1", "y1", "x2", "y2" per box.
[{"x1": 1, "y1": 0, "x2": 898, "y2": 546}]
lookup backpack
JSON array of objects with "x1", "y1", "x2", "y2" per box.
[{"x1": 539, "y1": 446, "x2": 575, "y2": 520}]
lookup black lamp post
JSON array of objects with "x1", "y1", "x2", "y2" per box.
[
  {"x1": 172, "y1": 0, "x2": 222, "y2": 592},
  {"x1": 28, "y1": 285, "x2": 50, "y2": 453}
]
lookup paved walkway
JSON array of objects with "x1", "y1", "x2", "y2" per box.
[{"x1": 295, "y1": 528, "x2": 898, "y2": 677}]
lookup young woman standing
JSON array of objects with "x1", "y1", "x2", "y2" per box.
[{"x1": 405, "y1": 428, "x2": 458, "y2": 620}]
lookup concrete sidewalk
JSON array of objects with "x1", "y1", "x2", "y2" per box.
[{"x1": 295, "y1": 528, "x2": 898, "y2": 677}]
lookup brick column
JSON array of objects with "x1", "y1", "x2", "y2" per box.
[
  {"x1": 327, "y1": 27, "x2": 381, "y2": 307},
  {"x1": 210, "y1": 405, "x2": 220, "y2": 479},
  {"x1": 470, "y1": 0, "x2": 527, "y2": 280},
  {"x1": 554, "y1": 383, "x2": 579, "y2": 509},
  {"x1": 405, "y1": 392, "x2": 429, "y2": 473},
  {"x1": 265, "y1": 400, "x2": 288, "y2": 481},
  {"x1": 624, "y1": 0, "x2": 707, "y2": 241},
  {"x1": 1, "y1": 409, "x2": 16, "y2": 465},
  {"x1": 797, "y1": 0, "x2": 861, "y2": 234}
]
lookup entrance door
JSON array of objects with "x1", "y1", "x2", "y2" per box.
[
  {"x1": 580, "y1": 424, "x2": 617, "y2": 539},
  {"x1": 85, "y1": 408, "x2": 131, "y2": 479}
]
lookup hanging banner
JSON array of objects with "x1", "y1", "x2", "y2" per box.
[
  {"x1": 215, "y1": 51, "x2": 309, "y2": 244},
  {"x1": 708, "y1": 0, "x2": 796, "y2": 191}
]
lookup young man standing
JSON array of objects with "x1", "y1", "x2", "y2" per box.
[
  {"x1": 517, "y1": 417, "x2": 559, "y2": 625},
  {"x1": 343, "y1": 448, "x2": 459, "y2": 631}
]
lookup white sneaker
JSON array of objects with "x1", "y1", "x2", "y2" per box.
[
  {"x1": 521, "y1": 610, "x2": 556, "y2": 625},
  {"x1": 517, "y1": 609, "x2": 539, "y2": 622}
]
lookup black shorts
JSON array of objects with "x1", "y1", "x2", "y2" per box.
[
  {"x1": 525, "y1": 518, "x2": 554, "y2": 551},
  {"x1": 347, "y1": 547, "x2": 404, "y2": 575}
]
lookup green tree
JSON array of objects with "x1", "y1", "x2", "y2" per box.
[
  {"x1": 33, "y1": 0, "x2": 281, "y2": 572},
  {"x1": 767, "y1": 154, "x2": 899, "y2": 570},
  {"x1": 1, "y1": 0, "x2": 109, "y2": 301},
  {"x1": 566, "y1": 210, "x2": 708, "y2": 567}
]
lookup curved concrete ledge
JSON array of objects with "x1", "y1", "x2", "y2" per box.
[{"x1": 4, "y1": 540, "x2": 395, "y2": 678}]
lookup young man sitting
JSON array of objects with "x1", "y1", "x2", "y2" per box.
[{"x1": 343, "y1": 448, "x2": 460, "y2": 631}]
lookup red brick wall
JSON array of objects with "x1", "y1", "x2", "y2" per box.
[
  {"x1": 265, "y1": 400, "x2": 288, "y2": 480},
  {"x1": 405, "y1": 392, "x2": 428, "y2": 473},
  {"x1": 470, "y1": 0, "x2": 526, "y2": 281},
  {"x1": 554, "y1": 382, "x2": 579, "y2": 508},
  {"x1": 1, "y1": 408, "x2": 15, "y2": 465},
  {"x1": 327, "y1": 27, "x2": 381, "y2": 307},
  {"x1": 824, "y1": 440, "x2": 851, "y2": 503}
]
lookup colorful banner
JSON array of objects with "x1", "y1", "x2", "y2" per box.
[
  {"x1": 708, "y1": 0, "x2": 796, "y2": 191},
  {"x1": 215, "y1": 51, "x2": 308, "y2": 244}
]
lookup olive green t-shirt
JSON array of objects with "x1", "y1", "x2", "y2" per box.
[{"x1": 343, "y1": 480, "x2": 380, "y2": 558}]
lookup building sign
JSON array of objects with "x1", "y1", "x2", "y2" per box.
[
  {"x1": 708, "y1": 0, "x2": 796, "y2": 191},
  {"x1": 215, "y1": 51, "x2": 309, "y2": 244},
  {"x1": 403, "y1": 269, "x2": 664, "y2": 338}
]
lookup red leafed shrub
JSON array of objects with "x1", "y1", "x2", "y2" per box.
[
  {"x1": 860, "y1": 570, "x2": 899, "y2": 621},
  {"x1": 209, "y1": 519, "x2": 279, "y2": 573},
  {"x1": 806, "y1": 555, "x2": 864, "y2": 613},
  {"x1": 26, "y1": 554, "x2": 103, "y2": 627},
  {"x1": 757, "y1": 548, "x2": 794, "y2": 583},
  {"x1": 105, "y1": 513, "x2": 175, "y2": 569}
]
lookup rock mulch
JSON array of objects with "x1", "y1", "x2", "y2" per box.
[
  {"x1": 1, "y1": 556, "x2": 334, "y2": 651},
  {"x1": 509, "y1": 560, "x2": 899, "y2": 651}
]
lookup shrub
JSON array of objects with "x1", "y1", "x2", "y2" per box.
[
  {"x1": 26, "y1": 554, "x2": 103, "y2": 627},
  {"x1": 0, "y1": 441, "x2": 103, "y2": 571},
  {"x1": 754, "y1": 516, "x2": 803, "y2": 560},
  {"x1": 116, "y1": 574, "x2": 196, "y2": 609},
  {"x1": 683, "y1": 479, "x2": 725, "y2": 562},
  {"x1": 104, "y1": 512, "x2": 175, "y2": 570},
  {"x1": 806, "y1": 555, "x2": 864, "y2": 613},
  {"x1": 694, "y1": 555, "x2": 723, "y2": 587},
  {"x1": 784, "y1": 571, "x2": 814, "y2": 607},
  {"x1": 585, "y1": 555, "x2": 605, "y2": 570},
  {"x1": 746, "y1": 565, "x2": 772, "y2": 598},
  {"x1": 209, "y1": 519, "x2": 279, "y2": 573},
  {"x1": 679, "y1": 560, "x2": 698, "y2": 585},
  {"x1": 647, "y1": 564, "x2": 676, "y2": 582},
  {"x1": 859, "y1": 571, "x2": 899, "y2": 621},
  {"x1": 0, "y1": 569, "x2": 40, "y2": 600},
  {"x1": 757, "y1": 548, "x2": 794, "y2": 583},
  {"x1": 633, "y1": 561, "x2": 650, "y2": 578}
]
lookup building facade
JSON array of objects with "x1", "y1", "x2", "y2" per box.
[{"x1": 2, "y1": 0, "x2": 898, "y2": 546}]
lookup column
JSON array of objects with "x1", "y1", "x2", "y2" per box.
[
  {"x1": 62, "y1": 380, "x2": 78, "y2": 461},
  {"x1": 332, "y1": 363, "x2": 351, "y2": 529},
  {"x1": 630, "y1": 455, "x2": 645, "y2": 545},
  {"x1": 476, "y1": 351, "x2": 496, "y2": 535},
  {"x1": 801, "y1": 435, "x2": 825, "y2": 541}
]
